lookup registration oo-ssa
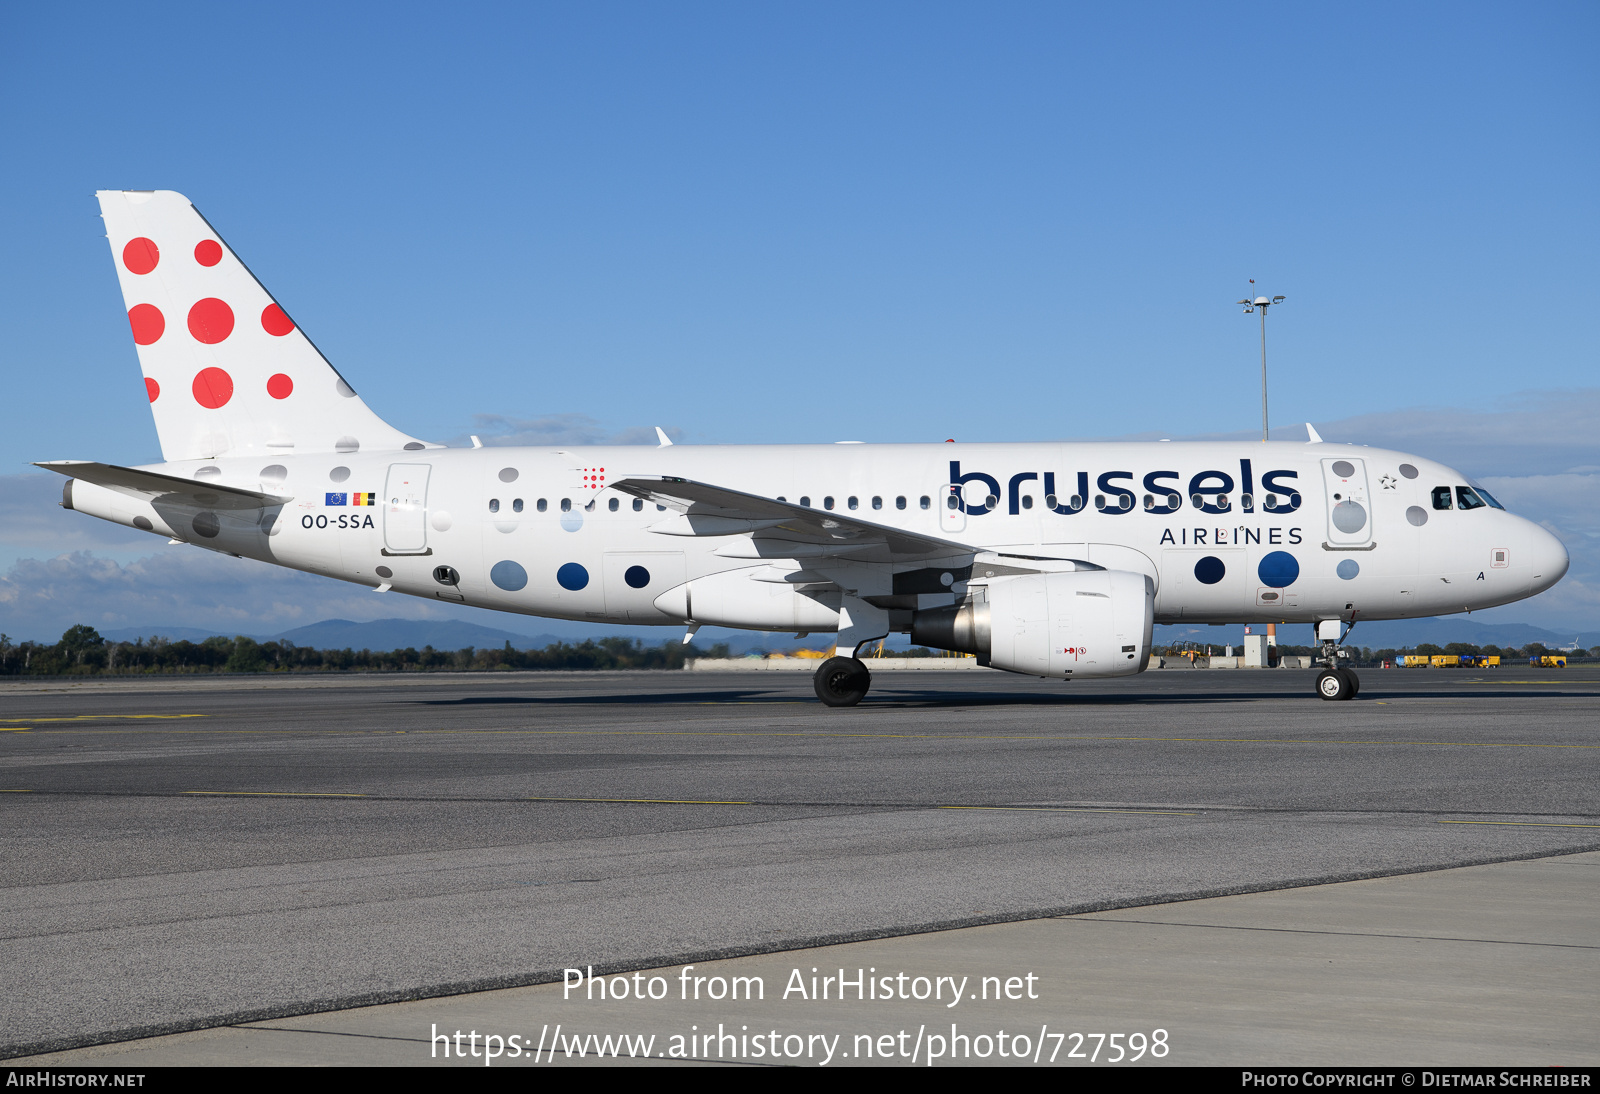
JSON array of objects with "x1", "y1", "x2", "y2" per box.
[{"x1": 42, "y1": 191, "x2": 1570, "y2": 706}]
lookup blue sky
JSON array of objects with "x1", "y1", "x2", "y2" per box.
[{"x1": 1, "y1": 2, "x2": 1595, "y2": 640}]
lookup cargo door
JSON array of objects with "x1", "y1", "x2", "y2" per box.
[
  {"x1": 383, "y1": 463, "x2": 431, "y2": 554},
  {"x1": 1321, "y1": 458, "x2": 1373, "y2": 547}
]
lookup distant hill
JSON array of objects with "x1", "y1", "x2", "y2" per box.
[
  {"x1": 95, "y1": 618, "x2": 807, "y2": 654},
  {"x1": 271, "y1": 618, "x2": 564, "y2": 651}
]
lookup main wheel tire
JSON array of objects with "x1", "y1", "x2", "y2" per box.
[
  {"x1": 1316, "y1": 668, "x2": 1352, "y2": 701},
  {"x1": 814, "y1": 656, "x2": 871, "y2": 707},
  {"x1": 1339, "y1": 667, "x2": 1361, "y2": 696}
]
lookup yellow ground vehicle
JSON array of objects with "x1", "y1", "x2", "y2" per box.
[
  {"x1": 1430, "y1": 655, "x2": 1461, "y2": 667},
  {"x1": 1531, "y1": 655, "x2": 1567, "y2": 667}
]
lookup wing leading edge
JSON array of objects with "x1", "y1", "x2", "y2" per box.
[{"x1": 610, "y1": 475, "x2": 975, "y2": 564}]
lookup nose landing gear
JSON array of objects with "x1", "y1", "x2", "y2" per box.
[
  {"x1": 1314, "y1": 620, "x2": 1360, "y2": 700},
  {"x1": 814, "y1": 656, "x2": 871, "y2": 707},
  {"x1": 1316, "y1": 666, "x2": 1359, "y2": 700}
]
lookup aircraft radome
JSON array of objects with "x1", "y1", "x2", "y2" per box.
[{"x1": 42, "y1": 191, "x2": 1570, "y2": 705}]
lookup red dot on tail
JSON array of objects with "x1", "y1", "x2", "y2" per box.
[
  {"x1": 194, "y1": 240, "x2": 223, "y2": 267},
  {"x1": 261, "y1": 303, "x2": 295, "y2": 337},
  {"x1": 187, "y1": 298, "x2": 235, "y2": 344},
  {"x1": 122, "y1": 238, "x2": 159, "y2": 275},
  {"x1": 267, "y1": 373, "x2": 294, "y2": 399},
  {"x1": 128, "y1": 303, "x2": 165, "y2": 345},
  {"x1": 192, "y1": 367, "x2": 234, "y2": 409},
  {"x1": 145, "y1": 377, "x2": 160, "y2": 402}
]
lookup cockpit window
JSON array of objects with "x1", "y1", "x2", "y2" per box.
[
  {"x1": 1466, "y1": 479, "x2": 1506, "y2": 510},
  {"x1": 1456, "y1": 486, "x2": 1487, "y2": 511},
  {"x1": 1431, "y1": 486, "x2": 1453, "y2": 510}
]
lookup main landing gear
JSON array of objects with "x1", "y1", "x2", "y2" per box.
[{"x1": 814, "y1": 656, "x2": 871, "y2": 707}]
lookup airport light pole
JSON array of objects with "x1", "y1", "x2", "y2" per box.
[{"x1": 1238, "y1": 290, "x2": 1285, "y2": 442}]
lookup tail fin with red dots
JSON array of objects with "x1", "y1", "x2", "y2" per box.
[{"x1": 97, "y1": 190, "x2": 429, "y2": 463}]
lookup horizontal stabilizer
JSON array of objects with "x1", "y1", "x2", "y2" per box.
[{"x1": 35, "y1": 461, "x2": 291, "y2": 511}]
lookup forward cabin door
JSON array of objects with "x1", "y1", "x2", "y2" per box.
[
  {"x1": 1321, "y1": 458, "x2": 1373, "y2": 548},
  {"x1": 383, "y1": 464, "x2": 431, "y2": 554}
]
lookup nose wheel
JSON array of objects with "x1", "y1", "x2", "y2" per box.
[
  {"x1": 1316, "y1": 667, "x2": 1360, "y2": 701},
  {"x1": 814, "y1": 656, "x2": 871, "y2": 707}
]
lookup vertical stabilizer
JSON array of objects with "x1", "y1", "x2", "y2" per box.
[{"x1": 97, "y1": 190, "x2": 427, "y2": 461}]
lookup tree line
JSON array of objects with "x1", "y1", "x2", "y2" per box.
[{"x1": 0, "y1": 625, "x2": 736, "y2": 676}]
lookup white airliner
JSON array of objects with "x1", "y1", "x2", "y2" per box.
[{"x1": 43, "y1": 191, "x2": 1570, "y2": 705}]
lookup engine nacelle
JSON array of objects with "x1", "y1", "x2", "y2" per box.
[{"x1": 911, "y1": 569, "x2": 1154, "y2": 678}]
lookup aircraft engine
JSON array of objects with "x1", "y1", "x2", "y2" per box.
[{"x1": 910, "y1": 569, "x2": 1154, "y2": 678}]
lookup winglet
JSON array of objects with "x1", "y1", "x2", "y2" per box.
[
  {"x1": 655, "y1": 427, "x2": 674, "y2": 448},
  {"x1": 1305, "y1": 423, "x2": 1324, "y2": 444}
]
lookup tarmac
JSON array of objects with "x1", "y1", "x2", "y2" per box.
[{"x1": 2, "y1": 665, "x2": 1597, "y2": 1065}]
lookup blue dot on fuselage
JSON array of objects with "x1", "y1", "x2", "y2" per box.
[
  {"x1": 490, "y1": 560, "x2": 527, "y2": 592},
  {"x1": 1194, "y1": 556, "x2": 1226, "y2": 585},
  {"x1": 1337, "y1": 559, "x2": 1359, "y2": 580},
  {"x1": 1258, "y1": 551, "x2": 1300, "y2": 588},
  {"x1": 625, "y1": 565, "x2": 650, "y2": 589},
  {"x1": 557, "y1": 562, "x2": 590, "y2": 591}
]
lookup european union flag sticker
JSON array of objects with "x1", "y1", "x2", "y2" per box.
[{"x1": 325, "y1": 492, "x2": 348, "y2": 506}]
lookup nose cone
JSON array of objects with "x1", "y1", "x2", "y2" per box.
[{"x1": 1525, "y1": 521, "x2": 1570, "y2": 597}]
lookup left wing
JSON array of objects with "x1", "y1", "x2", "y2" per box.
[{"x1": 611, "y1": 475, "x2": 973, "y2": 564}]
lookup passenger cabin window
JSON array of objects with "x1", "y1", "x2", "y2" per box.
[
  {"x1": 1022, "y1": 495, "x2": 1033, "y2": 509},
  {"x1": 632, "y1": 498, "x2": 643, "y2": 511},
  {"x1": 800, "y1": 496, "x2": 811, "y2": 507},
  {"x1": 512, "y1": 498, "x2": 523, "y2": 513},
  {"x1": 847, "y1": 496, "x2": 858, "y2": 510},
  {"x1": 561, "y1": 498, "x2": 572, "y2": 512},
  {"x1": 896, "y1": 496, "x2": 907, "y2": 510},
  {"x1": 608, "y1": 497, "x2": 619, "y2": 512},
  {"x1": 489, "y1": 498, "x2": 500, "y2": 513},
  {"x1": 872, "y1": 496, "x2": 883, "y2": 510},
  {"x1": 537, "y1": 498, "x2": 548, "y2": 512},
  {"x1": 824, "y1": 496, "x2": 835, "y2": 510},
  {"x1": 1456, "y1": 486, "x2": 1487, "y2": 511},
  {"x1": 1431, "y1": 487, "x2": 1453, "y2": 510},
  {"x1": 919, "y1": 496, "x2": 930, "y2": 509}
]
